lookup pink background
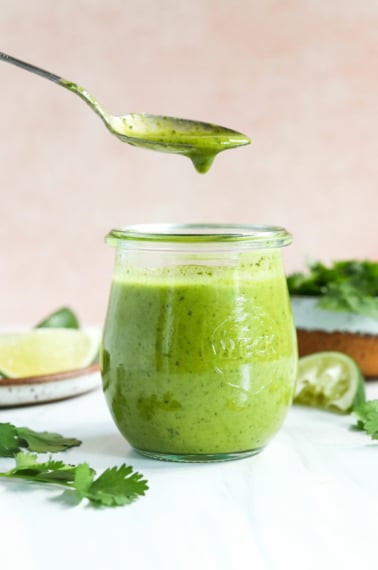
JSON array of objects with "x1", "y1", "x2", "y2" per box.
[{"x1": 1, "y1": 0, "x2": 377, "y2": 325}]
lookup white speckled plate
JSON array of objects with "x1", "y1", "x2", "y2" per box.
[{"x1": 0, "y1": 364, "x2": 101, "y2": 407}]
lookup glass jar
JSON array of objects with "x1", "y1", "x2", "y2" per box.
[{"x1": 101, "y1": 224, "x2": 297, "y2": 462}]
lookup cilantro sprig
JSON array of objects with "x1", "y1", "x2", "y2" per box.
[
  {"x1": 0, "y1": 423, "x2": 148, "y2": 507},
  {"x1": 0, "y1": 452, "x2": 148, "y2": 507},
  {"x1": 353, "y1": 400, "x2": 378, "y2": 440},
  {"x1": 287, "y1": 259, "x2": 378, "y2": 320}
]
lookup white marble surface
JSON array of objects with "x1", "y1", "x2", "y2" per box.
[{"x1": 1, "y1": 376, "x2": 377, "y2": 570}]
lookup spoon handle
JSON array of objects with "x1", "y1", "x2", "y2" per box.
[
  {"x1": 0, "y1": 52, "x2": 63, "y2": 85},
  {"x1": 0, "y1": 51, "x2": 111, "y2": 126}
]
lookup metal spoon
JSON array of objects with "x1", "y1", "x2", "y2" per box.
[{"x1": 0, "y1": 52, "x2": 250, "y2": 173}]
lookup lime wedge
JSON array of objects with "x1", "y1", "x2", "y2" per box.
[
  {"x1": 35, "y1": 307, "x2": 80, "y2": 329},
  {"x1": 294, "y1": 351, "x2": 366, "y2": 413},
  {"x1": 0, "y1": 328, "x2": 100, "y2": 378}
]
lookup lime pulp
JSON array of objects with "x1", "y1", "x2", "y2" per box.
[{"x1": 294, "y1": 351, "x2": 366, "y2": 413}]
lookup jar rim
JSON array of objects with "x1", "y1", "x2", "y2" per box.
[{"x1": 106, "y1": 223, "x2": 292, "y2": 249}]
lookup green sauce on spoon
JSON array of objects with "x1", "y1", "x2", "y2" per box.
[{"x1": 0, "y1": 53, "x2": 250, "y2": 172}]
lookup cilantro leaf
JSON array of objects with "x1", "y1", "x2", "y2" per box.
[
  {"x1": 353, "y1": 400, "x2": 378, "y2": 440},
  {"x1": 73, "y1": 462, "x2": 95, "y2": 493},
  {"x1": 318, "y1": 283, "x2": 378, "y2": 320},
  {"x1": 0, "y1": 423, "x2": 20, "y2": 457},
  {"x1": 16, "y1": 427, "x2": 81, "y2": 453},
  {"x1": 287, "y1": 259, "x2": 378, "y2": 320},
  {"x1": 0, "y1": 452, "x2": 148, "y2": 507},
  {"x1": 79, "y1": 464, "x2": 149, "y2": 507},
  {"x1": 0, "y1": 423, "x2": 81, "y2": 457}
]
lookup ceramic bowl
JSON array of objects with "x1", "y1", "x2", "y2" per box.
[{"x1": 0, "y1": 363, "x2": 101, "y2": 407}]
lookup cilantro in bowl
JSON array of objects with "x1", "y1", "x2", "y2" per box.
[{"x1": 287, "y1": 260, "x2": 378, "y2": 321}]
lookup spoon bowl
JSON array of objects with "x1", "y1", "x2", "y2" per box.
[
  {"x1": 108, "y1": 113, "x2": 249, "y2": 172},
  {"x1": 0, "y1": 52, "x2": 250, "y2": 172}
]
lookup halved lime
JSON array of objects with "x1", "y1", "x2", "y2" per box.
[
  {"x1": 294, "y1": 351, "x2": 366, "y2": 413},
  {"x1": 0, "y1": 328, "x2": 100, "y2": 378},
  {"x1": 35, "y1": 307, "x2": 80, "y2": 329}
]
